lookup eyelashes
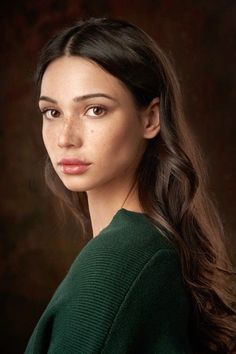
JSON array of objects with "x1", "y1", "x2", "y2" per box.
[
  {"x1": 86, "y1": 105, "x2": 107, "y2": 117},
  {"x1": 40, "y1": 105, "x2": 107, "y2": 120},
  {"x1": 40, "y1": 108, "x2": 60, "y2": 119}
]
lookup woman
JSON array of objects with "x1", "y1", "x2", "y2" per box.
[{"x1": 25, "y1": 17, "x2": 236, "y2": 353}]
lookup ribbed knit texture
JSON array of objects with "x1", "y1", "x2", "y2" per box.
[{"x1": 24, "y1": 208, "x2": 193, "y2": 354}]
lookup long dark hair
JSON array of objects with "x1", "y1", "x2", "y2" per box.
[{"x1": 35, "y1": 17, "x2": 236, "y2": 353}]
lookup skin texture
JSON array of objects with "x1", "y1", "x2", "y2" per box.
[{"x1": 39, "y1": 56, "x2": 160, "y2": 236}]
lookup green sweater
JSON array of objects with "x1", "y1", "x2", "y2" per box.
[{"x1": 25, "y1": 208, "x2": 193, "y2": 353}]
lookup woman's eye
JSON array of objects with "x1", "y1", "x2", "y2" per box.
[
  {"x1": 86, "y1": 105, "x2": 106, "y2": 117},
  {"x1": 41, "y1": 109, "x2": 60, "y2": 119}
]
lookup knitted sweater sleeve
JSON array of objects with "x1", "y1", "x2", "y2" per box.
[
  {"x1": 101, "y1": 248, "x2": 192, "y2": 354},
  {"x1": 25, "y1": 248, "x2": 192, "y2": 354}
]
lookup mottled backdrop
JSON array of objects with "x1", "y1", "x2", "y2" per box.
[{"x1": 1, "y1": 1, "x2": 236, "y2": 353}]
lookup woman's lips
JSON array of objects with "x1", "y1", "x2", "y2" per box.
[
  {"x1": 60, "y1": 164, "x2": 91, "y2": 174},
  {"x1": 58, "y1": 159, "x2": 92, "y2": 175},
  {"x1": 58, "y1": 158, "x2": 91, "y2": 165}
]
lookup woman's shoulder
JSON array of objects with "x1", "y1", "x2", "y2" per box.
[
  {"x1": 54, "y1": 208, "x2": 184, "y2": 313},
  {"x1": 83, "y1": 208, "x2": 175, "y2": 255},
  {"x1": 66, "y1": 208, "x2": 178, "y2": 290}
]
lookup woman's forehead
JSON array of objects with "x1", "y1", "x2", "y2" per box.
[{"x1": 40, "y1": 56, "x2": 134, "y2": 104}]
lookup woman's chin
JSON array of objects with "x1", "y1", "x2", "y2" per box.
[{"x1": 62, "y1": 182, "x2": 88, "y2": 192}]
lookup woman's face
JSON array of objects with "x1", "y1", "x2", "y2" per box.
[{"x1": 39, "y1": 56, "x2": 148, "y2": 192}]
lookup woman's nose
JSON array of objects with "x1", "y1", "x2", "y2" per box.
[{"x1": 57, "y1": 118, "x2": 82, "y2": 148}]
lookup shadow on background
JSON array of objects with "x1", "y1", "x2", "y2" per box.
[{"x1": 1, "y1": 1, "x2": 236, "y2": 353}]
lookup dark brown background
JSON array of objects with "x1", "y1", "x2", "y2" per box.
[{"x1": 1, "y1": 1, "x2": 235, "y2": 353}]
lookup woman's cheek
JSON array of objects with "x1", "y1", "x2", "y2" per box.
[
  {"x1": 96, "y1": 129, "x2": 132, "y2": 170},
  {"x1": 42, "y1": 125, "x2": 57, "y2": 160},
  {"x1": 42, "y1": 126, "x2": 49, "y2": 152}
]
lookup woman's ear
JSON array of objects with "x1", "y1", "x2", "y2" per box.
[{"x1": 141, "y1": 97, "x2": 160, "y2": 139}]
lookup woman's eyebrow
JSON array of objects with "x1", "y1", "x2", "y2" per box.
[{"x1": 39, "y1": 93, "x2": 117, "y2": 104}]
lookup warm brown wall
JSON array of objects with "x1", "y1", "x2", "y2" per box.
[{"x1": 1, "y1": 1, "x2": 236, "y2": 353}]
